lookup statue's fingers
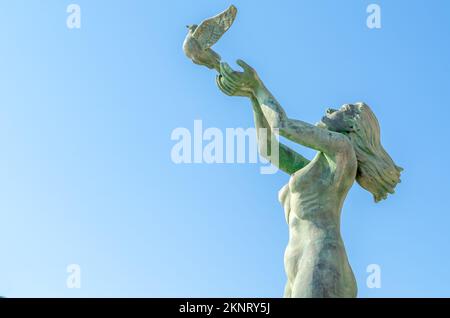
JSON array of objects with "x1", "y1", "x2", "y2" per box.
[
  {"x1": 237, "y1": 59, "x2": 254, "y2": 73},
  {"x1": 224, "y1": 72, "x2": 241, "y2": 87},
  {"x1": 221, "y1": 77, "x2": 237, "y2": 94},
  {"x1": 216, "y1": 75, "x2": 229, "y2": 95},
  {"x1": 221, "y1": 70, "x2": 241, "y2": 87},
  {"x1": 216, "y1": 75, "x2": 233, "y2": 96},
  {"x1": 220, "y1": 62, "x2": 241, "y2": 83},
  {"x1": 220, "y1": 62, "x2": 233, "y2": 76},
  {"x1": 221, "y1": 74, "x2": 237, "y2": 90}
]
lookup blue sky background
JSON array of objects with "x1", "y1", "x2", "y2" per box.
[{"x1": 0, "y1": 0, "x2": 449, "y2": 297}]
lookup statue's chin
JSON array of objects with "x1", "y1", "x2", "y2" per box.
[{"x1": 316, "y1": 121, "x2": 327, "y2": 129}]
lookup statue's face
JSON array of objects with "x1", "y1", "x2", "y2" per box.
[{"x1": 317, "y1": 104, "x2": 359, "y2": 133}]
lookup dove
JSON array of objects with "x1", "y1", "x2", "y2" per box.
[{"x1": 183, "y1": 5, "x2": 237, "y2": 72}]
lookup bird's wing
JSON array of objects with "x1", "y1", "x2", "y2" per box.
[{"x1": 192, "y1": 5, "x2": 237, "y2": 50}]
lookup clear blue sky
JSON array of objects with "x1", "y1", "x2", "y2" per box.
[{"x1": 0, "y1": 0, "x2": 449, "y2": 297}]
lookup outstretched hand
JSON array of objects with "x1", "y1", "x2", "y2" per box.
[{"x1": 216, "y1": 60, "x2": 260, "y2": 98}]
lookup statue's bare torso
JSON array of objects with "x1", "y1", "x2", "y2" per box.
[{"x1": 279, "y1": 150, "x2": 358, "y2": 297}]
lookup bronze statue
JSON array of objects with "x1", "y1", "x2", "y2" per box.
[{"x1": 184, "y1": 5, "x2": 402, "y2": 298}]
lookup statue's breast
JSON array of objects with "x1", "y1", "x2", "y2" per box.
[
  {"x1": 289, "y1": 153, "x2": 333, "y2": 193},
  {"x1": 285, "y1": 153, "x2": 336, "y2": 220},
  {"x1": 278, "y1": 184, "x2": 291, "y2": 224}
]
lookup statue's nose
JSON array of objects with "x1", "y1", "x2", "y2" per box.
[{"x1": 326, "y1": 108, "x2": 337, "y2": 114}]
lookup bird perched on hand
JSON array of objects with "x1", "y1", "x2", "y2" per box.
[{"x1": 183, "y1": 5, "x2": 237, "y2": 72}]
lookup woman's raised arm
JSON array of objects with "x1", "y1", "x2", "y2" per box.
[
  {"x1": 218, "y1": 61, "x2": 351, "y2": 157},
  {"x1": 250, "y1": 96, "x2": 310, "y2": 175},
  {"x1": 216, "y1": 61, "x2": 310, "y2": 175}
]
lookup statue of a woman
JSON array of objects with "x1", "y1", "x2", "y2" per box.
[{"x1": 216, "y1": 60, "x2": 403, "y2": 298}]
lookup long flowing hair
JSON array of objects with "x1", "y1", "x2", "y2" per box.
[{"x1": 347, "y1": 103, "x2": 403, "y2": 202}]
